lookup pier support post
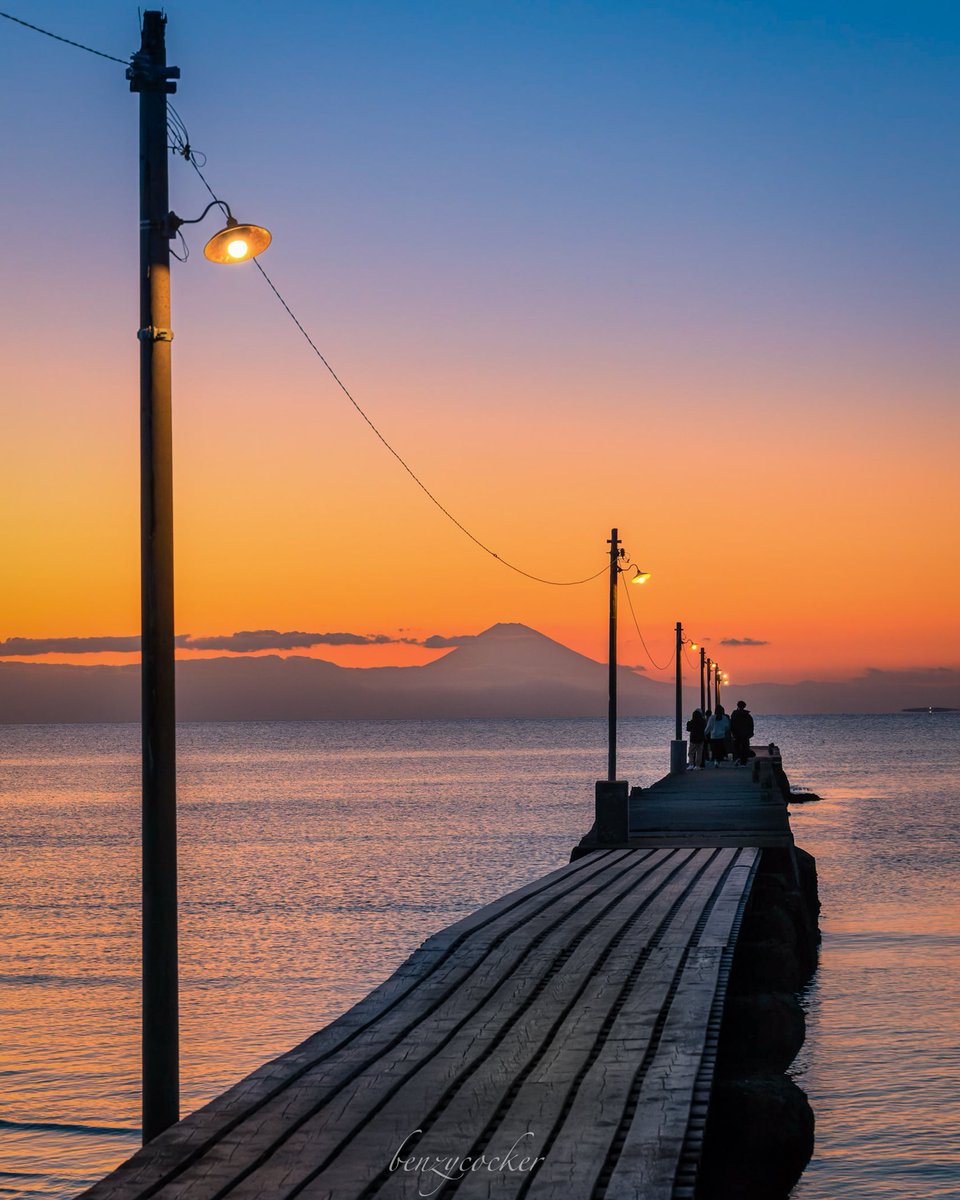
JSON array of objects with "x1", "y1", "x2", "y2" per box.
[{"x1": 595, "y1": 780, "x2": 629, "y2": 843}]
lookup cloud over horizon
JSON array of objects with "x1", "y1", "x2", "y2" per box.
[
  {"x1": 0, "y1": 630, "x2": 423, "y2": 656},
  {"x1": 720, "y1": 637, "x2": 770, "y2": 647},
  {"x1": 177, "y1": 630, "x2": 422, "y2": 652},
  {"x1": 0, "y1": 636, "x2": 142, "y2": 657},
  {"x1": 420, "y1": 634, "x2": 478, "y2": 649}
]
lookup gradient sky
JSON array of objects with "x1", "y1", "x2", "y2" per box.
[{"x1": 1, "y1": 1, "x2": 958, "y2": 685}]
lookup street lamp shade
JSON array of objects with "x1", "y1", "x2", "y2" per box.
[
  {"x1": 204, "y1": 217, "x2": 272, "y2": 264},
  {"x1": 631, "y1": 568, "x2": 652, "y2": 585}
]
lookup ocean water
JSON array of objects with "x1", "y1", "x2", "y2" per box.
[{"x1": 0, "y1": 715, "x2": 958, "y2": 1198}]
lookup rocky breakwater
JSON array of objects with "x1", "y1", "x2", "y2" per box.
[{"x1": 698, "y1": 761, "x2": 821, "y2": 1199}]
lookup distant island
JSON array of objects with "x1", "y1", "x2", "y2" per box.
[{"x1": 902, "y1": 706, "x2": 959, "y2": 713}]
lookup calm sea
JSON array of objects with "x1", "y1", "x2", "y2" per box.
[{"x1": 1, "y1": 715, "x2": 958, "y2": 1198}]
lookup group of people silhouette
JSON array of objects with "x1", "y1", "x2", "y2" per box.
[{"x1": 686, "y1": 700, "x2": 754, "y2": 769}]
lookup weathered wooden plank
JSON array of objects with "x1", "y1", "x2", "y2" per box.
[
  {"x1": 81, "y1": 849, "x2": 638, "y2": 1199},
  {"x1": 371, "y1": 851, "x2": 737, "y2": 1200},
  {"x1": 602, "y1": 948, "x2": 725, "y2": 1200},
  {"x1": 440, "y1": 856, "x2": 740, "y2": 1200},
  {"x1": 83, "y1": 756, "x2": 770, "y2": 1200},
  {"x1": 517, "y1": 949, "x2": 721, "y2": 1200},
  {"x1": 221, "y1": 851, "x2": 701, "y2": 1198},
  {"x1": 696, "y1": 849, "x2": 759, "y2": 946},
  {"x1": 143, "y1": 851, "x2": 685, "y2": 1199},
  {"x1": 473, "y1": 859, "x2": 735, "y2": 1200}
]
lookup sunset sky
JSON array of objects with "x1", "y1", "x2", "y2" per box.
[{"x1": 1, "y1": 1, "x2": 958, "y2": 685}]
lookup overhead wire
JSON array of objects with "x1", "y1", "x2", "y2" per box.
[
  {"x1": 619, "y1": 572, "x2": 674, "y2": 672},
  {"x1": 1, "y1": 9, "x2": 609, "y2": 588},
  {"x1": 184, "y1": 153, "x2": 608, "y2": 587},
  {"x1": 0, "y1": 10, "x2": 129, "y2": 64}
]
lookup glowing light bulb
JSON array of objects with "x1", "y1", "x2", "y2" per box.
[
  {"x1": 631, "y1": 568, "x2": 651, "y2": 585},
  {"x1": 204, "y1": 220, "x2": 271, "y2": 264}
]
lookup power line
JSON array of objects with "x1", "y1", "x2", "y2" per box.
[
  {"x1": 0, "y1": 10, "x2": 129, "y2": 64},
  {"x1": 251, "y1": 257, "x2": 607, "y2": 586},
  {"x1": 620, "y1": 573, "x2": 674, "y2": 671},
  {"x1": 184, "y1": 153, "x2": 607, "y2": 587},
  {"x1": 0, "y1": 9, "x2": 609, "y2": 588}
]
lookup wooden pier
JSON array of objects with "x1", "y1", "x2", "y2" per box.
[{"x1": 83, "y1": 754, "x2": 801, "y2": 1200}]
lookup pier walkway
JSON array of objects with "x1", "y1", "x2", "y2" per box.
[{"x1": 84, "y1": 758, "x2": 793, "y2": 1200}]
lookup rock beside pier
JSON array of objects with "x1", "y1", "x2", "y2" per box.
[
  {"x1": 699, "y1": 1073, "x2": 815, "y2": 1200},
  {"x1": 698, "y1": 843, "x2": 820, "y2": 1199}
]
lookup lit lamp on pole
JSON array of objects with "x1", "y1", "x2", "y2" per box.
[
  {"x1": 129, "y1": 9, "x2": 271, "y2": 1144},
  {"x1": 167, "y1": 198, "x2": 272, "y2": 262},
  {"x1": 607, "y1": 530, "x2": 650, "y2": 784}
]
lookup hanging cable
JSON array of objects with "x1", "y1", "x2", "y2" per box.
[
  {"x1": 184, "y1": 154, "x2": 607, "y2": 586},
  {"x1": 620, "y1": 573, "x2": 674, "y2": 672},
  {"x1": 0, "y1": 13, "x2": 610, "y2": 588},
  {"x1": 251, "y1": 257, "x2": 607, "y2": 586},
  {"x1": 0, "y1": 10, "x2": 129, "y2": 64}
]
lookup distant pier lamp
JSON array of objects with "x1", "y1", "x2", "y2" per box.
[
  {"x1": 608, "y1": 532, "x2": 652, "y2": 783},
  {"x1": 167, "y1": 199, "x2": 272, "y2": 264}
]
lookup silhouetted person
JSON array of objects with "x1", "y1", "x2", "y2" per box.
[
  {"x1": 705, "y1": 704, "x2": 730, "y2": 766},
  {"x1": 686, "y1": 708, "x2": 707, "y2": 769},
  {"x1": 730, "y1": 699, "x2": 754, "y2": 766}
]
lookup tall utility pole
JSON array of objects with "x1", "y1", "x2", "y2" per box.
[
  {"x1": 128, "y1": 10, "x2": 181, "y2": 1143},
  {"x1": 715, "y1": 663, "x2": 722, "y2": 709},
  {"x1": 706, "y1": 656, "x2": 713, "y2": 712},
  {"x1": 675, "y1": 622, "x2": 683, "y2": 740},
  {"x1": 699, "y1": 646, "x2": 706, "y2": 711},
  {"x1": 607, "y1": 528, "x2": 621, "y2": 782}
]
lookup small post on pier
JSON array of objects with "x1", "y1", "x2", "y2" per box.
[
  {"x1": 670, "y1": 621, "x2": 686, "y2": 773},
  {"x1": 607, "y1": 528, "x2": 621, "y2": 782},
  {"x1": 128, "y1": 10, "x2": 181, "y2": 1143},
  {"x1": 699, "y1": 645, "x2": 706, "y2": 712}
]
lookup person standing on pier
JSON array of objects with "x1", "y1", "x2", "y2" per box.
[
  {"x1": 686, "y1": 708, "x2": 707, "y2": 769},
  {"x1": 730, "y1": 699, "x2": 755, "y2": 766},
  {"x1": 705, "y1": 704, "x2": 731, "y2": 766}
]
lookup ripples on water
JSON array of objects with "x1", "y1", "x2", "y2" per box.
[{"x1": 1, "y1": 715, "x2": 958, "y2": 1197}]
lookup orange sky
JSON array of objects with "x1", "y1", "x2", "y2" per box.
[{"x1": 2, "y1": 4, "x2": 959, "y2": 686}]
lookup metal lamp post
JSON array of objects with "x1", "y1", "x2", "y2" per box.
[
  {"x1": 607, "y1": 529, "x2": 622, "y2": 781},
  {"x1": 128, "y1": 10, "x2": 271, "y2": 1142},
  {"x1": 699, "y1": 645, "x2": 706, "y2": 711}
]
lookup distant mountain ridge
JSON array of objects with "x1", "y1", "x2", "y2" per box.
[
  {"x1": 0, "y1": 623, "x2": 670, "y2": 723},
  {"x1": 1, "y1": 622, "x2": 958, "y2": 722}
]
